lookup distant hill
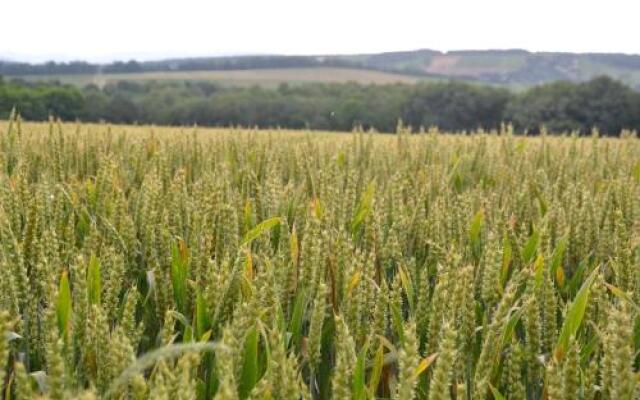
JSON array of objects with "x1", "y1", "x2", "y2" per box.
[
  {"x1": 332, "y1": 49, "x2": 640, "y2": 89},
  {"x1": 3, "y1": 49, "x2": 640, "y2": 90},
  {"x1": 11, "y1": 68, "x2": 433, "y2": 89}
]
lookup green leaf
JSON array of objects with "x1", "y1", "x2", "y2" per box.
[
  {"x1": 183, "y1": 325, "x2": 194, "y2": 343},
  {"x1": 240, "y1": 275, "x2": 253, "y2": 300},
  {"x1": 241, "y1": 217, "x2": 282, "y2": 246},
  {"x1": 489, "y1": 383, "x2": 506, "y2": 400},
  {"x1": 87, "y1": 253, "x2": 101, "y2": 306},
  {"x1": 243, "y1": 200, "x2": 254, "y2": 234},
  {"x1": 352, "y1": 340, "x2": 369, "y2": 400},
  {"x1": 580, "y1": 335, "x2": 599, "y2": 365},
  {"x1": 367, "y1": 344, "x2": 384, "y2": 397},
  {"x1": 288, "y1": 289, "x2": 306, "y2": 351},
  {"x1": 336, "y1": 152, "x2": 346, "y2": 168},
  {"x1": 350, "y1": 181, "x2": 375, "y2": 236},
  {"x1": 317, "y1": 315, "x2": 335, "y2": 399},
  {"x1": 469, "y1": 209, "x2": 484, "y2": 248},
  {"x1": 533, "y1": 254, "x2": 545, "y2": 289},
  {"x1": 170, "y1": 310, "x2": 190, "y2": 328},
  {"x1": 86, "y1": 179, "x2": 97, "y2": 210},
  {"x1": 275, "y1": 304, "x2": 286, "y2": 340},
  {"x1": 555, "y1": 268, "x2": 598, "y2": 361},
  {"x1": 200, "y1": 330, "x2": 212, "y2": 343},
  {"x1": 195, "y1": 289, "x2": 210, "y2": 340},
  {"x1": 171, "y1": 241, "x2": 189, "y2": 315},
  {"x1": 550, "y1": 236, "x2": 567, "y2": 278},
  {"x1": 290, "y1": 226, "x2": 299, "y2": 268},
  {"x1": 239, "y1": 326, "x2": 259, "y2": 399},
  {"x1": 413, "y1": 353, "x2": 438, "y2": 378},
  {"x1": 487, "y1": 307, "x2": 522, "y2": 380},
  {"x1": 500, "y1": 309, "x2": 522, "y2": 346},
  {"x1": 566, "y1": 259, "x2": 589, "y2": 295},
  {"x1": 556, "y1": 266, "x2": 566, "y2": 289},
  {"x1": 390, "y1": 295, "x2": 404, "y2": 342},
  {"x1": 398, "y1": 265, "x2": 415, "y2": 312},
  {"x1": 447, "y1": 157, "x2": 463, "y2": 192},
  {"x1": 604, "y1": 282, "x2": 640, "y2": 312},
  {"x1": 452, "y1": 173, "x2": 463, "y2": 192},
  {"x1": 537, "y1": 193, "x2": 548, "y2": 217},
  {"x1": 312, "y1": 197, "x2": 325, "y2": 220},
  {"x1": 56, "y1": 270, "x2": 72, "y2": 339},
  {"x1": 500, "y1": 234, "x2": 513, "y2": 286},
  {"x1": 521, "y1": 230, "x2": 540, "y2": 265}
]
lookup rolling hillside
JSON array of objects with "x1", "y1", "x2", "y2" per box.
[
  {"x1": 12, "y1": 67, "x2": 432, "y2": 88},
  {"x1": 3, "y1": 49, "x2": 640, "y2": 89},
  {"x1": 335, "y1": 50, "x2": 640, "y2": 89}
]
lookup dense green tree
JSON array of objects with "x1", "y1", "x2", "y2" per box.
[
  {"x1": 570, "y1": 76, "x2": 640, "y2": 135},
  {"x1": 403, "y1": 82, "x2": 511, "y2": 131},
  {"x1": 505, "y1": 81, "x2": 581, "y2": 133},
  {"x1": 1, "y1": 75, "x2": 639, "y2": 135},
  {"x1": 506, "y1": 77, "x2": 640, "y2": 135}
]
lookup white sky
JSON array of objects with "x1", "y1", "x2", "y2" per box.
[{"x1": 2, "y1": 0, "x2": 639, "y2": 62}]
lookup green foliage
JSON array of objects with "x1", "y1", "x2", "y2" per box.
[
  {"x1": 239, "y1": 326, "x2": 259, "y2": 399},
  {"x1": 171, "y1": 240, "x2": 190, "y2": 316},
  {"x1": 87, "y1": 253, "x2": 101, "y2": 306},
  {"x1": 2, "y1": 76, "x2": 640, "y2": 134},
  {"x1": 56, "y1": 270, "x2": 72, "y2": 339},
  {"x1": 554, "y1": 269, "x2": 598, "y2": 362},
  {"x1": 241, "y1": 217, "x2": 282, "y2": 247}
]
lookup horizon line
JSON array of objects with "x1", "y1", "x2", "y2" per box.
[{"x1": 3, "y1": 47, "x2": 640, "y2": 65}]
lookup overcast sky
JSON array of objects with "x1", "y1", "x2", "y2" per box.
[{"x1": 2, "y1": 0, "x2": 639, "y2": 62}]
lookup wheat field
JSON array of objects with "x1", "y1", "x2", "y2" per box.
[
  {"x1": 14, "y1": 68, "x2": 426, "y2": 88},
  {"x1": 0, "y1": 116, "x2": 639, "y2": 399}
]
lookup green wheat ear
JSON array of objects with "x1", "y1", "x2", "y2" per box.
[
  {"x1": 0, "y1": 311, "x2": 11, "y2": 388},
  {"x1": 105, "y1": 342, "x2": 223, "y2": 399},
  {"x1": 1, "y1": 121, "x2": 638, "y2": 399},
  {"x1": 428, "y1": 323, "x2": 457, "y2": 400}
]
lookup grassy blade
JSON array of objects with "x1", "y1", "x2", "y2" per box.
[
  {"x1": 554, "y1": 268, "x2": 598, "y2": 361},
  {"x1": 604, "y1": 282, "x2": 640, "y2": 312},
  {"x1": 56, "y1": 270, "x2": 72, "y2": 339},
  {"x1": 521, "y1": 230, "x2": 540, "y2": 265},
  {"x1": 239, "y1": 326, "x2": 259, "y2": 399},
  {"x1": 413, "y1": 353, "x2": 438, "y2": 378},
  {"x1": 288, "y1": 289, "x2": 306, "y2": 351},
  {"x1": 469, "y1": 209, "x2": 484, "y2": 255},
  {"x1": 500, "y1": 234, "x2": 513, "y2": 286},
  {"x1": 550, "y1": 236, "x2": 567, "y2": 277},
  {"x1": 350, "y1": 181, "x2": 375, "y2": 236},
  {"x1": 368, "y1": 343, "x2": 384, "y2": 397},
  {"x1": 195, "y1": 289, "x2": 210, "y2": 340},
  {"x1": 533, "y1": 254, "x2": 545, "y2": 289},
  {"x1": 171, "y1": 240, "x2": 189, "y2": 315},
  {"x1": 241, "y1": 217, "x2": 282, "y2": 246},
  {"x1": 87, "y1": 253, "x2": 101, "y2": 306},
  {"x1": 398, "y1": 265, "x2": 415, "y2": 312},
  {"x1": 352, "y1": 340, "x2": 369, "y2": 400},
  {"x1": 489, "y1": 383, "x2": 506, "y2": 400}
]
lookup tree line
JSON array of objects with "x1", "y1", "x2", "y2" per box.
[
  {"x1": 0, "y1": 56, "x2": 359, "y2": 76},
  {"x1": 1, "y1": 75, "x2": 639, "y2": 135}
]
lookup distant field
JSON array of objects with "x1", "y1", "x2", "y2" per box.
[
  {"x1": 6, "y1": 49, "x2": 640, "y2": 90},
  {"x1": 14, "y1": 67, "x2": 431, "y2": 88}
]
